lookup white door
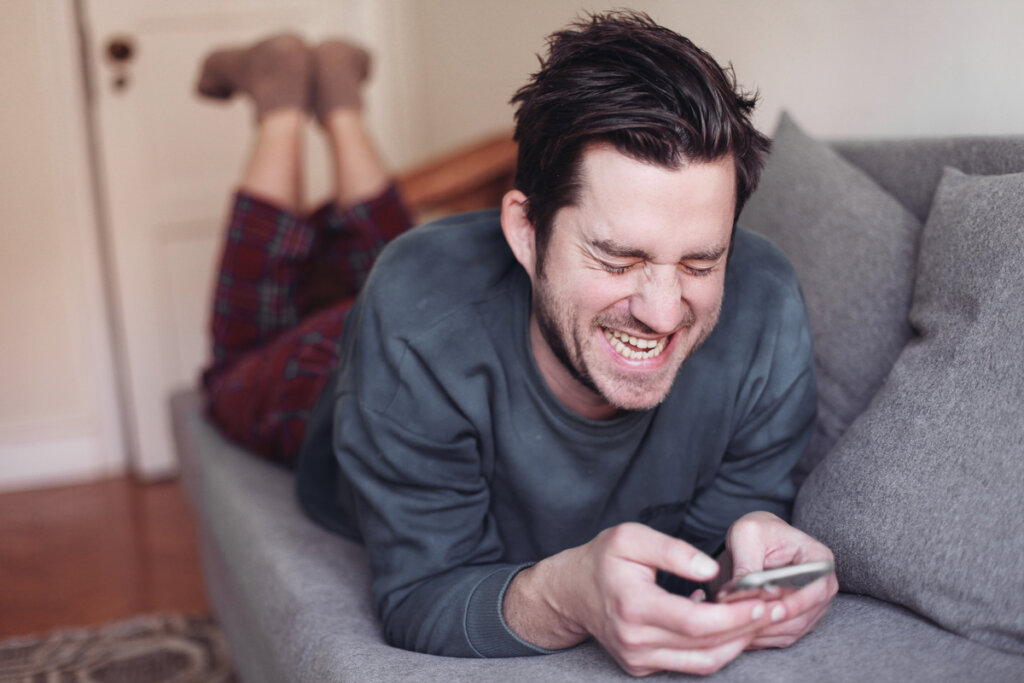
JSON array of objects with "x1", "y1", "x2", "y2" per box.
[{"x1": 80, "y1": 0, "x2": 414, "y2": 477}]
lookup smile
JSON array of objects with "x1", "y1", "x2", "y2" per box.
[{"x1": 602, "y1": 327, "x2": 668, "y2": 361}]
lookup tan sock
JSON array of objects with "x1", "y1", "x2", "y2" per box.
[
  {"x1": 196, "y1": 34, "x2": 312, "y2": 119},
  {"x1": 313, "y1": 40, "x2": 371, "y2": 124}
]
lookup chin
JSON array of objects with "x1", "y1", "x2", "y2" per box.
[{"x1": 595, "y1": 375, "x2": 676, "y2": 412}]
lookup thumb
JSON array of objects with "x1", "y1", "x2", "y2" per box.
[
  {"x1": 683, "y1": 547, "x2": 722, "y2": 582},
  {"x1": 726, "y1": 513, "x2": 776, "y2": 577},
  {"x1": 729, "y1": 546, "x2": 765, "y2": 578}
]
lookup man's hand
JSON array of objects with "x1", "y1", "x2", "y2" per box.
[
  {"x1": 723, "y1": 511, "x2": 838, "y2": 650},
  {"x1": 503, "y1": 523, "x2": 778, "y2": 676}
]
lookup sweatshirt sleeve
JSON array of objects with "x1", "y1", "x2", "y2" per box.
[
  {"x1": 329, "y1": 250, "x2": 560, "y2": 658},
  {"x1": 334, "y1": 397, "x2": 558, "y2": 657}
]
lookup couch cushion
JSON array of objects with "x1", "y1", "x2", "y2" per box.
[
  {"x1": 739, "y1": 113, "x2": 922, "y2": 481},
  {"x1": 794, "y1": 168, "x2": 1024, "y2": 655},
  {"x1": 833, "y1": 136, "x2": 1024, "y2": 222},
  {"x1": 172, "y1": 390, "x2": 1024, "y2": 681}
]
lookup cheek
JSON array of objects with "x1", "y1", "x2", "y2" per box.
[
  {"x1": 580, "y1": 278, "x2": 634, "y2": 318},
  {"x1": 549, "y1": 267, "x2": 625, "y2": 311},
  {"x1": 690, "y1": 276, "x2": 726, "y2": 315}
]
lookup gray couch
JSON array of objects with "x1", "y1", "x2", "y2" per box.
[{"x1": 172, "y1": 114, "x2": 1024, "y2": 681}]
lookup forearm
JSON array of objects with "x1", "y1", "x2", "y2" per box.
[
  {"x1": 379, "y1": 562, "x2": 557, "y2": 658},
  {"x1": 501, "y1": 550, "x2": 590, "y2": 651}
]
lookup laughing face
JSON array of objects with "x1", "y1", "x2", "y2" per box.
[{"x1": 503, "y1": 144, "x2": 736, "y2": 419}]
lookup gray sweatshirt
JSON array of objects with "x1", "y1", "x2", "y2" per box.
[{"x1": 297, "y1": 209, "x2": 816, "y2": 658}]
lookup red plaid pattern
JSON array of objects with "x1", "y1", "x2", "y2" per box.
[{"x1": 202, "y1": 183, "x2": 414, "y2": 463}]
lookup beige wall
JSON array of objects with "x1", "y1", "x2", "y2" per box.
[
  {"x1": 389, "y1": 0, "x2": 1024, "y2": 167},
  {"x1": 0, "y1": 0, "x2": 1018, "y2": 490},
  {"x1": 1, "y1": 2, "x2": 83, "y2": 424},
  {"x1": 0, "y1": 0, "x2": 124, "y2": 490}
]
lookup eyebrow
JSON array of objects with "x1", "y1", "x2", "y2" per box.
[{"x1": 589, "y1": 238, "x2": 728, "y2": 263}]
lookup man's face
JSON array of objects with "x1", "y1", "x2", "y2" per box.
[{"x1": 528, "y1": 144, "x2": 736, "y2": 418}]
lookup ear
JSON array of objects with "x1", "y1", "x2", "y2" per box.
[{"x1": 500, "y1": 189, "x2": 537, "y2": 279}]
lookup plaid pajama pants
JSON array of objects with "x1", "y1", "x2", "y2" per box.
[{"x1": 201, "y1": 183, "x2": 414, "y2": 464}]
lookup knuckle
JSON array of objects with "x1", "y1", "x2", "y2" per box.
[
  {"x1": 752, "y1": 636, "x2": 784, "y2": 650},
  {"x1": 689, "y1": 653, "x2": 730, "y2": 676},
  {"x1": 728, "y1": 517, "x2": 761, "y2": 545},
  {"x1": 616, "y1": 628, "x2": 645, "y2": 653},
  {"x1": 606, "y1": 522, "x2": 641, "y2": 548},
  {"x1": 613, "y1": 646, "x2": 653, "y2": 677},
  {"x1": 613, "y1": 596, "x2": 644, "y2": 625},
  {"x1": 674, "y1": 607, "x2": 705, "y2": 635},
  {"x1": 621, "y1": 661, "x2": 653, "y2": 678},
  {"x1": 780, "y1": 634, "x2": 800, "y2": 648},
  {"x1": 769, "y1": 621, "x2": 807, "y2": 646},
  {"x1": 762, "y1": 631, "x2": 800, "y2": 649},
  {"x1": 703, "y1": 661, "x2": 730, "y2": 676}
]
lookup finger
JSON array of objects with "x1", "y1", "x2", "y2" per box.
[
  {"x1": 773, "y1": 572, "x2": 838, "y2": 625},
  {"x1": 749, "y1": 593, "x2": 835, "y2": 651},
  {"x1": 747, "y1": 601, "x2": 831, "y2": 650},
  {"x1": 628, "y1": 591, "x2": 773, "y2": 644},
  {"x1": 748, "y1": 633, "x2": 802, "y2": 650},
  {"x1": 644, "y1": 631, "x2": 755, "y2": 676},
  {"x1": 726, "y1": 511, "x2": 778, "y2": 575},
  {"x1": 611, "y1": 608, "x2": 767, "y2": 654},
  {"x1": 605, "y1": 523, "x2": 722, "y2": 583},
  {"x1": 726, "y1": 568, "x2": 835, "y2": 635},
  {"x1": 757, "y1": 602, "x2": 827, "y2": 639}
]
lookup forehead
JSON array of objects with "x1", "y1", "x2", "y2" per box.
[{"x1": 560, "y1": 144, "x2": 736, "y2": 257}]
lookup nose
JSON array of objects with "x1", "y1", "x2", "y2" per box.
[{"x1": 629, "y1": 264, "x2": 690, "y2": 335}]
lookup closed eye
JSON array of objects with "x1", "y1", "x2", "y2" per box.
[
  {"x1": 600, "y1": 260, "x2": 718, "y2": 276},
  {"x1": 601, "y1": 261, "x2": 637, "y2": 275},
  {"x1": 684, "y1": 264, "x2": 717, "y2": 277},
  {"x1": 587, "y1": 237, "x2": 727, "y2": 278}
]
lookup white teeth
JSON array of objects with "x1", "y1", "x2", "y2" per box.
[{"x1": 602, "y1": 328, "x2": 667, "y2": 360}]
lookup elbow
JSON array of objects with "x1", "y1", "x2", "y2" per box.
[{"x1": 378, "y1": 598, "x2": 479, "y2": 658}]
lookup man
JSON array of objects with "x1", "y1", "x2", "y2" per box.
[
  {"x1": 200, "y1": 11, "x2": 836, "y2": 678},
  {"x1": 296, "y1": 11, "x2": 837, "y2": 676}
]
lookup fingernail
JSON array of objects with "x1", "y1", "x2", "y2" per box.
[
  {"x1": 771, "y1": 605, "x2": 786, "y2": 622},
  {"x1": 689, "y1": 554, "x2": 718, "y2": 579},
  {"x1": 751, "y1": 604, "x2": 765, "y2": 620}
]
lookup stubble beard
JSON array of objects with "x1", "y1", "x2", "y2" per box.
[
  {"x1": 532, "y1": 276, "x2": 721, "y2": 413},
  {"x1": 533, "y1": 283, "x2": 603, "y2": 398}
]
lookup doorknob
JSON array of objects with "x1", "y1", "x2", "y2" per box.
[{"x1": 104, "y1": 35, "x2": 137, "y2": 91}]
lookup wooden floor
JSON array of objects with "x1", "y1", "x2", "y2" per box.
[{"x1": 0, "y1": 476, "x2": 209, "y2": 639}]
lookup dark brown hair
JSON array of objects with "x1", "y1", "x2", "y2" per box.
[{"x1": 511, "y1": 10, "x2": 771, "y2": 270}]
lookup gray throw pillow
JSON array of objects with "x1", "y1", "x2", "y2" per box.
[
  {"x1": 794, "y1": 167, "x2": 1024, "y2": 654},
  {"x1": 739, "y1": 113, "x2": 922, "y2": 481}
]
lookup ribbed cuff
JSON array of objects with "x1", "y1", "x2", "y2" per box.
[{"x1": 463, "y1": 564, "x2": 569, "y2": 658}]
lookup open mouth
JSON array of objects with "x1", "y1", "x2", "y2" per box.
[{"x1": 602, "y1": 327, "x2": 668, "y2": 361}]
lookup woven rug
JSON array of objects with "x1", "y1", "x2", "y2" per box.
[{"x1": 0, "y1": 614, "x2": 236, "y2": 682}]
